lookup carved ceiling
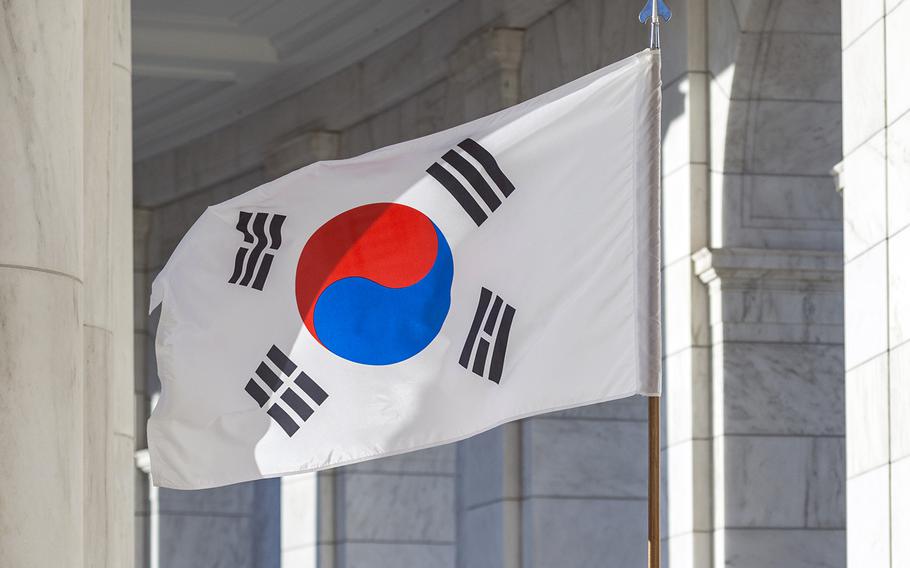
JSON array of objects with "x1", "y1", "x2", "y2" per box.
[{"x1": 132, "y1": 0, "x2": 458, "y2": 159}]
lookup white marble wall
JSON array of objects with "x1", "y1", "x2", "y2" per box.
[{"x1": 841, "y1": 0, "x2": 910, "y2": 565}]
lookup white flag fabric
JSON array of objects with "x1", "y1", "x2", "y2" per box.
[{"x1": 148, "y1": 50, "x2": 661, "y2": 489}]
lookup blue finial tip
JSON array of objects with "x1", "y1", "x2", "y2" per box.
[{"x1": 639, "y1": 0, "x2": 672, "y2": 24}]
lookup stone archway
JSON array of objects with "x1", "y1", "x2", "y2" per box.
[
  {"x1": 697, "y1": 0, "x2": 846, "y2": 566},
  {"x1": 658, "y1": 1, "x2": 844, "y2": 566}
]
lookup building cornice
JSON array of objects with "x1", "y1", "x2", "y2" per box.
[{"x1": 693, "y1": 247, "x2": 843, "y2": 287}]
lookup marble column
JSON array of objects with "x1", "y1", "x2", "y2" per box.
[
  {"x1": 274, "y1": 130, "x2": 340, "y2": 568},
  {"x1": 694, "y1": 249, "x2": 845, "y2": 567},
  {"x1": 83, "y1": 0, "x2": 135, "y2": 566},
  {"x1": 332, "y1": 447, "x2": 456, "y2": 568},
  {"x1": 280, "y1": 470, "x2": 337, "y2": 567},
  {"x1": 447, "y1": 27, "x2": 526, "y2": 568},
  {"x1": 267, "y1": 128, "x2": 459, "y2": 568},
  {"x1": 657, "y1": 1, "x2": 714, "y2": 565},
  {"x1": 449, "y1": 16, "x2": 652, "y2": 567},
  {"x1": 1, "y1": 0, "x2": 133, "y2": 564},
  {"x1": 265, "y1": 130, "x2": 340, "y2": 180},
  {"x1": 0, "y1": 1, "x2": 84, "y2": 566},
  {"x1": 457, "y1": 424, "x2": 522, "y2": 568},
  {"x1": 446, "y1": 28, "x2": 523, "y2": 121},
  {"x1": 515, "y1": 4, "x2": 667, "y2": 565}
]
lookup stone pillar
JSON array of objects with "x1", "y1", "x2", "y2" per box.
[
  {"x1": 447, "y1": 28, "x2": 524, "y2": 120},
  {"x1": 333, "y1": 447, "x2": 456, "y2": 568},
  {"x1": 280, "y1": 452, "x2": 336, "y2": 567},
  {"x1": 841, "y1": 1, "x2": 910, "y2": 566},
  {"x1": 446, "y1": 27, "x2": 526, "y2": 568},
  {"x1": 265, "y1": 130, "x2": 340, "y2": 180},
  {"x1": 1, "y1": 0, "x2": 131, "y2": 565},
  {"x1": 657, "y1": 1, "x2": 714, "y2": 565},
  {"x1": 520, "y1": 402, "x2": 649, "y2": 567},
  {"x1": 266, "y1": 130, "x2": 341, "y2": 568},
  {"x1": 456, "y1": 424, "x2": 522, "y2": 568},
  {"x1": 83, "y1": 0, "x2": 135, "y2": 566},
  {"x1": 270, "y1": 128, "x2": 459, "y2": 568},
  {"x1": 0, "y1": 2, "x2": 84, "y2": 566},
  {"x1": 694, "y1": 249, "x2": 845, "y2": 567},
  {"x1": 281, "y1": 472, "x2": 320, "y2": 566},
  {"x1": 447, "y1": 20, "x2": 651, "y2": 568}
]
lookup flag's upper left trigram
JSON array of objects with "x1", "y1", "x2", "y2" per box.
[
  {"x1": 229, "y1": 211, "x2": 286, "y2": 290},
  {"x1": 148, "y1": 50, "x2": 662, "y2": 490}
]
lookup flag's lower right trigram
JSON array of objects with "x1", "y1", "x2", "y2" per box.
[
  {"x1": 459, "y1": 287, "x2": 516, "y2": 383},
  {"x1": 147, "y1": 50, "x2": 661, "y2": 490}
]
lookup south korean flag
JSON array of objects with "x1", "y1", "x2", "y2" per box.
[{"x1": 148, "y1": 51, "x2": 662, "y2": 489}]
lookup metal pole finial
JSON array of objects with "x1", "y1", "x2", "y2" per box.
[{"x1": 638, "y1": 0, "x2": 672, "y2": 50}]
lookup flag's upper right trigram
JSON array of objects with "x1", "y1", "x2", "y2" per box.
[
  {"x1": 147, "y1": 50, "x2": 661, "y2": 490},
  {"x1": 427, "y1": 138, "x2": 516, "y2": 226}
]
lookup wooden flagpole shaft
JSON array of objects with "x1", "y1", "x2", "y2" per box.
[
  {"x1": 645, "y1": 2, "x2": 665, "y2": 566},
  {"x1": 648, "y1": 396, "x2": 660, "y2": 568},
  {"x1": 640, "y1": 2, "x2": 667, "y2": 564}
]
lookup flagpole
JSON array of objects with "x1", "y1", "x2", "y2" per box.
[
  {"x1": 648, "y1": 396, "x2": 660, "y2": 568},
  {"x1": 641, "y1": 1, "x2": 665, "y2": 567},
  {"x1": 648, "y1": 4, "x2": 661, "y2": 564}
]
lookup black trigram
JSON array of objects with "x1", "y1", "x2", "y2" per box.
[
  {"x1": 427, "y1": 138, "x2": 516, "y2": 226},
  {"x1": 460, "y1": 288, "x2": 516, "y2": 383},
  {"x1": 229, "y1": 211, "x2": 286, "y2": 290},
  {"x1": 244, "y1": 345, "x2": 328, "y2": 437}
]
